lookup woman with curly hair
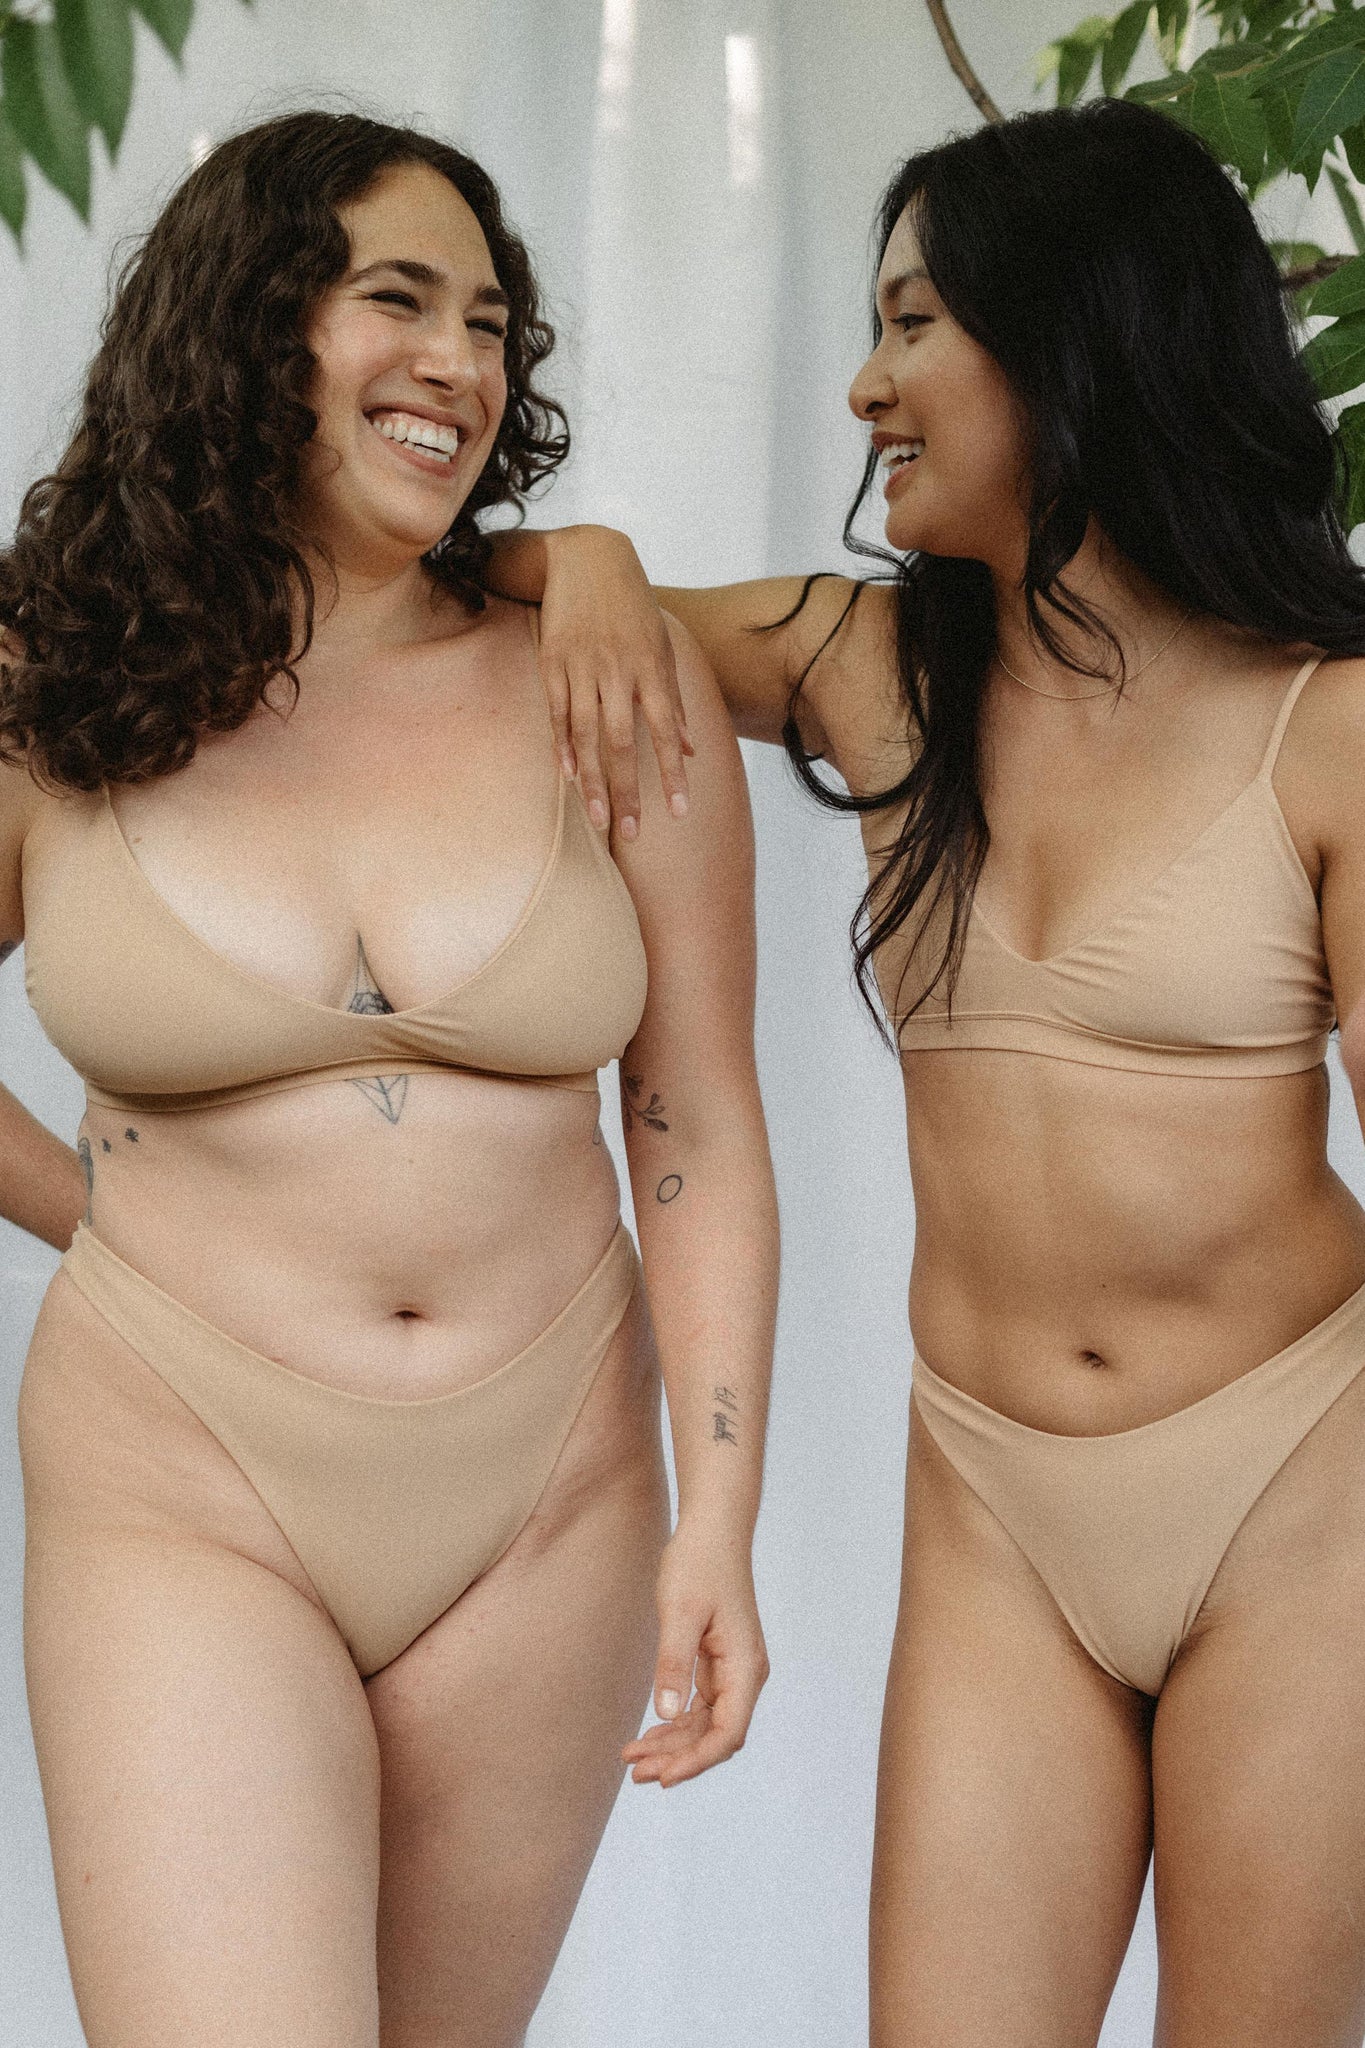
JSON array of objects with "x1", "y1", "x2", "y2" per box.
[
  {"x1": 0, "y1": 110, "x2": 776, "y2": 2046},
  {"x1": 502, "y1": 99, "x2": 1365, "y2": 2044}
]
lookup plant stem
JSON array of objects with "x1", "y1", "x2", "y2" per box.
[{"x1": 924, "y1": 0, "x2": 1003, "y2": 123}]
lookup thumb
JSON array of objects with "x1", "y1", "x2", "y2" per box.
[{"x1": 652, "y1": 1604, "x2": 705, "y2": 1722}]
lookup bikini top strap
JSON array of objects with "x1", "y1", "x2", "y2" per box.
[{"x1": 1257, "y1": 653, "x2": 1326, "y2": 779}]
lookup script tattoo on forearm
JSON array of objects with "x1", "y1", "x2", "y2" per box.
[
  {"x1": 713, "y1": 1384, "x2": 739, "y2": 1446},
  {"x1": 345, "y1": 937, "x2": 409, "y2": 1124},
  {"x1": 77, "y1": 1134, "x2": 93, "y2": 1223},
  {"x1": 623, "y1": 1073, "x2": 668, "y2": 1134}
]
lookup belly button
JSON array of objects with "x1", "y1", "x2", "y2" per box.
[
  {"x1": 393, "y1": 1308, "x2": 424, "y2": 1323},
  {"x1": 1079, "y1": 1349, "x2": 1108, "y2": 1370}
]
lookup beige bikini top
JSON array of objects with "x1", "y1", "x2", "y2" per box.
[
  {"x1": 21, "y1": 768, "x2": 648, "y2": 1112},
  {"x1": 868, "y1": 653, "x2": 1336, "y2": 1077}
]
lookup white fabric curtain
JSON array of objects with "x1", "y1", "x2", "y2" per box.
[{"x1": 1, "y1": 3, "x2": 1359, "y2": 2040}]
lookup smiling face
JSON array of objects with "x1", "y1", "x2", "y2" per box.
[
  {"x1": 299, "y1": 160, "x2": 510, "y2": 576},
  {"x1": 849, "y1": 206, "x2": 1031, "y2": 568}
]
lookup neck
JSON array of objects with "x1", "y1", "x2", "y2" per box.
[
  {"x1": 297, "y1": 546, "x2": 444, "y2": 657},
  {"x1": 989, "y1": 524, "x2": 1191, "y2": 686}
]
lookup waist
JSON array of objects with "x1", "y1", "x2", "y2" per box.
[{"x1": 78, "y1": 1068, "x2": 624, "y2": 1397}]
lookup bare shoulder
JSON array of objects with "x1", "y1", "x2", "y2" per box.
[
  {"x1": 1275, "y1": 649, "x2": 1365, "y2": 858},
  {"x1": 1283, "y1": 648, "x2": 1365, "y2": 769}
]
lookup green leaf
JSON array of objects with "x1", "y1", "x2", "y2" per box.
[
  {"x1": 55, "y1": 0, "x2": 134, "y2": 155},
  {"x1": 1343, "y1": 117, "x2": 1365, "y2": 183},
  {"x1": 1190, "y1": 40, "x2": 1273, "y2": 78},
  {"x1": 1102, "y1": 2, "x2": 1150, "y2": 96},
  {"x1": 1303, "y1": 310, "x2": 1365, "y2": 399},
  {"x1": 0, "y1": 101, "x2": 25, "y2": 243},
  {"x1": 1289, "y1": 46, "x2": 1365, "y2": 188},
  {"x1": 131, "y1": 0, "x2": 193, "y2": 61},
  {"x1": 2, "y1": 18, "x2": 91, "y2": 217},
  {"x1": 1189, "y1": 68, "x2": 1268, "y2": 186},
  {"x1": 1126, "y1": 69, "x2": 1194, "y2": 106},
  {"x1": 1304, "y1": 251, "x2": 1365, "y2": 317},
  {"x1": 1328, "y1": 162, "x2": 1365, "y2": 254},
  {"x1": 1154, "y1": 0, "x2": 1191, "y2": 67},
  {"x1": 1334, "y1": 397, "x2": 1365, "y2": 529},
  {"x1": 1258, "y1": 81, "x2": 1298, "y2": 168},
  {"x1": 1055, "y1": 17, "x2": 1111, "y2": 107},
  {"x1": 1257, "y1": 8, "x2": 1365, "y2": 93}
]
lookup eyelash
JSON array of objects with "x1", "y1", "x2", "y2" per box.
[
  {"x1": 894, "y1": 314, "x2": 930, "y2": 333},
  {"x1": 367, "y1": 292, "x2": 507, "y2": 341}
]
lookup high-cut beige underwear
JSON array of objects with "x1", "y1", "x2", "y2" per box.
[
  {"x1": 912, "y1": 1275, "x2": 1365, "y2": 1695},
  {"x1": 60, "y1": 1220, "x2": 640, "y2": 1677}
]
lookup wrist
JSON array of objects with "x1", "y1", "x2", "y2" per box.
[{"x1": 671, "y1": 1495, "x2": 760, "y2": 1550}]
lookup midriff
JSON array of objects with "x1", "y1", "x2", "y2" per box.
[
  {"x1": 80, "y1": 1067, "x2": 621, "y2": 1400},
  {"x1": 903, "y1": 1048, "x2": 1365, "y2": 1435}
]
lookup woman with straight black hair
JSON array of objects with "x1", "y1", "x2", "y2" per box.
[{"x1": 497, "y1": 96, "x2": 1365, "y2": 2044}]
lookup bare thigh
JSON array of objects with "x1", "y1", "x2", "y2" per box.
[
  {"x1": 368, "y1": 1277, "x2": 668, "y2": 2048},
  {"x1": 19, "y1": 1274, "x2": 383, "y2": 2048},
  {"x1": 871, "y1": 1404, "x2": 1153, "y2": 2048},
  {"x1": 1153, "y1": 1352, "x2": 1365, "y2": 2048}
]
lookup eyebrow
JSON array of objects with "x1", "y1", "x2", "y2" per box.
[
  {"x1": 877, "y1": 266, "x2": 930, "y2": 304},
  {"x1": 350, "y1": 258, "x2": 510, "y2": 309}
]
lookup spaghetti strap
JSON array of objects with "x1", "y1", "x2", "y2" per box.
[{"x1": 1258, "y1": 652, "x2": 1326, "y2": 779}]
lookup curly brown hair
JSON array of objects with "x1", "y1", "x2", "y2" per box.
[{"x1": 0, "y1": 111, "x2": 569, "y2": 791}]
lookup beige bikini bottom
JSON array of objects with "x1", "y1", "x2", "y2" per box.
[
  {"x1": 912, "y1": 1276, "x2": 1365, "y2": 1695},
  {"x1": 60, "y1": 1221, "x2": 640, "y2": 1677}
]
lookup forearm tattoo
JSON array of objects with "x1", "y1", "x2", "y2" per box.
[
  {"x1": 77, "y1": 1135, "x2": 93, "y2": 1224},
  {"x1": 713, "y1": 1384, "x2": 739, "y2": 1447},
  {"x1": 623, "y1": 1074, "x2": 669, "y2": 1134},
  {"x1": 345, "y1": 938, "x2": 409, "y2": 1124}
]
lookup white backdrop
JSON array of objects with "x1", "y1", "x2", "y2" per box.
[{"x1": 2, "y1": 4, "x2": 1362, "y2": 2043}]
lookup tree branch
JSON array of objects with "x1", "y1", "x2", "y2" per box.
[{"x1": 924, "y1": 0, "x2": 1004, "y2": 124}]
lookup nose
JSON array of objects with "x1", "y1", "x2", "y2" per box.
[
  {"x1": 410, "y1": 322, "x2": 480, "y2": 396},
  {"x1": 849, "y1": 341, "x2": 895, "y2": 422}
]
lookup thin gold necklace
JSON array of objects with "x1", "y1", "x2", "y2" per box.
[{"x1": 995, "y1": 609, "x2": 1194, "y2": 701}]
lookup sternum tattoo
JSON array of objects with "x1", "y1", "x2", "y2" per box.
[{"x1": 346, "y1": 937, "x2": 410, "y2": 1125}]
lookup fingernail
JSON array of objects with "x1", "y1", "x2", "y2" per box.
[
  {"x1": 621, "y1": 814, "x2": 638, "y2": 841},
  {"x1": 588, "y1": 799, "x2": 609, "y2": 830},
  {"x1": 659, "y1": 1689, "x2": 683, "y2": 1718},
  {"x1": 669, "y1": 792, "x2": 689, "y2": 819}
]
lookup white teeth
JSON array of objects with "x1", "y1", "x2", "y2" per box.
[
  {"x1": 371, "y1": 410, "x2": 461, "y2": 461},
  {"x1": 879, "y1": 439, "x2": 924, "y2": 469}
]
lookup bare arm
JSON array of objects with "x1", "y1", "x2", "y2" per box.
[
  {"x1": 609, "y1": 614, "x2": 778, "y2": 1786},
  {"x1": 489, "y1": 524, "x2": 895, "y2": 828},
  {"x1": 1308, "y1": 657, "x2": 1365, "y2": 1114},
  {"x1": 0, "y1": 741, "x2": 84, "y2": 1250}
]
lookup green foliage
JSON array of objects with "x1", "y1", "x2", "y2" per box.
[
  {"x1": 0, "y1": 0, "x2": 249, "y2": 243},
  {"x1": 1038, "y1": 2, "x2": 1365, "y2": 528}
]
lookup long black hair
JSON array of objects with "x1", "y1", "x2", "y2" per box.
[{"x1": 783, "y1": 96, "x2": 1365, "y2": 1031}]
